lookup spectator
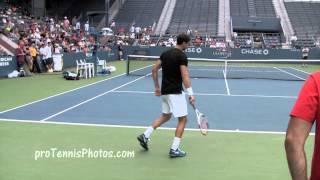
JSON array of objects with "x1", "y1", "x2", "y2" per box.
[
  {"x1": 187, "y1": 28, "x2": 191, "y2": 36},
  {"x1": 130, "y1": 25, "x2": 135, "y2": 34},
  {"x1": 39, "y1": 42, "x2": 53, "y2": 73},
  {"x1": 72, "y1": 16, "x2": 77, "y2": 28},
  {"x1": 110, "y1": 20, "x2": 116, "y2": 31},
  {"x1": 39, "y1": 43, "x2": 47, "y2": 69},
  {"x1": 25, "y1": 45, "x2": 33, "y2": 70},
  {"x1": 135, "y1": 26, "x2": 141, "y2": 39},
  {"x1": 118, "y1": 43, "x2": 123, "y2": 61},
  {"x1": 15, "y1": 41, "x2": 31, "y2": 76},
  {"x1": 246, "y1": 39, "x2": 252, "y2": 47},
  {"x1": 54, "y1": 43, "x2": 62, "y2": 54},
  {"x1": 302, "y1": 47, "x2": 309, "y2": 67},
  {"x1": 76, "y1": 21, "x2": 80, "y2": 31},
  {"x1": 46, "y1": 41, "x2": 54, "y2": 72},
  {"x1": 29, "y1": 43, "x2": 41, "y2": 73},
  {"x1": 84, "y1": 21, "x2": 89, "y2": 33},
  {"x1": 49, "y1": 18, "x2": 55, "y2": 32},
  {"x1": 63, "y1": 16, "x2": 70, "y2": 30}
]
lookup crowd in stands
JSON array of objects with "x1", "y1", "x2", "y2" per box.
[
  {"x1": 0, "y1": 5, "x2": 108, "y2": 75},
  {"x1": 2, "y1": 1, "x2": 320, "y2": 77}
]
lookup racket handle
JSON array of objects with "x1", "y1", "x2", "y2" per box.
[{"x1": 190, "y1": 103, "x2": 196, "y2": 110}]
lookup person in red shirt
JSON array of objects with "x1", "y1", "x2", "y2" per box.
[{"x1": 286, "y1": 72, "x2": 320, "y2": 180}]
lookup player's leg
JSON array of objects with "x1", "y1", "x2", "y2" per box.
[
  {"x1": 137, "y1": 96, "x2": 172, "y2": 150},
  {"x1": 169, "y1": 116, "x2": 187, "y2": 158},
  {"x1": 137, "y1": 114, "x2": 171, "y2": 151},
  {"x1": 175, "y1": 116, "x2": 187, "y2": 138},
  {"x1": 168, "y1": 94, "x2": 188, "y2": 158},
  {"x1": 151, "y1": 113, "x2": 172, "y2": 129}
]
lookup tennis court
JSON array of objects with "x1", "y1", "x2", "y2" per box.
[
  {"x1": 0, "y1": 59, "x2": 316, "y2": 180},
  {"x1": 0, "y1": 60, "x2": 307, "y2": 132}
]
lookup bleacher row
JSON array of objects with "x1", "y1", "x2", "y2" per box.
[
  {"x1": 113, "y1": 0, "x2": 320, "y2": 47},
  {"x1": 167, "y1": 0, "x2": 219, "y2": 36},
  {"x1": 113, "y1": 0, "x2": 286, "y2": 48},
  {"x1": 234, "y1": 33, "x2": 281, "y2": 49},
  {"x1": 230, "y1": 0, "x2": 276, "y2": 17},
  {"x1": 285, "y1": 1, "x2": 320, "y2": 48},
  {"x1": 114, "y1": 0, "x2": 166, "y2": 31}
]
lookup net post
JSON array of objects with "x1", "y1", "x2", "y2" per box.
[
  {"x1": 224, "y1": 60, "x2": 228, "y2": 77},
  {"x1": 126, "y1": 55, "x2": 130, "y2": 76}
]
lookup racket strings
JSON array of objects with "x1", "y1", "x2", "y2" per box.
[{"x1": 200, "y1": 116, "x2": 209, "y2": 134}]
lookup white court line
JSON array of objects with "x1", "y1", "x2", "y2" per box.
[
  {"x1": 0, "y1": 65, "x2": 153, "y2": 115},
  {"x1": 112, "y1": 90, "x2": 297, "y2": 99},
  {"x1": 228, "y1": 94, "x2": 297, "y2": 99},
  {"x1": 1, "y1": 118, "x2": 314, "y2": 135},
  {"x1": 0, "y1": 73, "x2": 126, "y2": 114},
  {"x1": 274, "y1": 67, "x2": 306, "y2": 81},
  {"x1": 288, "y1": 67, "x2": 310, "y2": 75},
  {"x1": 223, "y1": 70, "x2": 231, "y2": 95},
  {"x1": 41, "y1": 73, "x2": 151, "y2": 121}
]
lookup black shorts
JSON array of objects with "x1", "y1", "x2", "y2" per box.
[
  {"x1": 44, "y1": 58, "x2": 53, "y2": 65},
  {"x1": 303, "y1": 56, "x2": 308, "y2": 60}
]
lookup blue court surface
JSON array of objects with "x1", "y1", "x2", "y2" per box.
[{"x1": 0, "y1": 68, "x2": 307, "y2": 133}]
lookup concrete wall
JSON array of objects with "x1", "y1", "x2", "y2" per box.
[{"x1": 232, "y1": 17, "x2": 282, "y2": 32}]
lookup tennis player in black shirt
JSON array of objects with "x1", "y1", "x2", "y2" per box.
[{"x1": 137, "y1": 34, "x2": 195, "y2": 158}]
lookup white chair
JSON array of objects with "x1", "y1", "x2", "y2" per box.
[
  {"x1": 76, "y1": 60, "x2": 87, "y2": 79},
  {"x1": 97, "y1": 57, "x2": 107, "y2": 72},
  {"x1": 81, "y1": 59, "x2": 95, "y2": 78}
]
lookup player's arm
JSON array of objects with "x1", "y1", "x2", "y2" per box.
[
  {"x1": 180, "y1": 65, "x2": 195, "y2": 104},
  {"x1": 285, "y1": 117, "x2": 312, "y2": 180},
  {"x1": 152, "y1": 59, "x2": 161, "y2": 96},
  {"x1": 285, "y1": 76, "x2": 318, "y2": 180}
]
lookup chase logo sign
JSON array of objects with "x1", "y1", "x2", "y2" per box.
[
  {"x1": 185, "y1": 47, "x2": 202, "y2": 54},
  {"x1": 241, "y1": 49, "x2": 269, "y2": 56},
  {"x1": 0, "y1": 56, "x2": 13, "y2": 67}
]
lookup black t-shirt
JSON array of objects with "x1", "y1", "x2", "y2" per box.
[{"x1": 160, "y1": 48, "x2": 188, "y2": 95}]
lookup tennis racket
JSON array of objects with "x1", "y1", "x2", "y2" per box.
[{"x1": 191, "y1": 104, "x2": 209, "y2": 135}]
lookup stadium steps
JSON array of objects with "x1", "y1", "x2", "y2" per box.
[
  {"x1": 218, "y1": 0, "x2": 231, "y2": 39},
  {"x1": 0, "y1": 45, "x2": 14, "y2": 56},
  {"x1": 254, "y1": 0, "x2": 277, "y2": 17},
  {"x1": 167, "y1": 0, "x2": 219, "y2": 36},
  {"x1": 230, "y1": 0, "x2": 249, "y2": 17},
  {"x1": 114, "y1": 0, "x2": 166, "y2": 32},
  {"x1": 155, "y1": 0, "x2": 177, "y2": 35},
  {"x1": 96, "y1": 0, "x2": 127, "y2": 30},
  {"x1": 247, "y1": 0, "x2": 257, "y2": 17},
  {"x1": 230, "y1": 0, "x2": 276, "y2": 18},
  {"x1": 0, "y1": 34, "x2": 17, "y2": 56},
  {"x1": 272, "y1": 0, "x2": 294, "y2": 44}
]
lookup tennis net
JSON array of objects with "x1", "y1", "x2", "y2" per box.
[{"x1": 126, "y1": 55, "x2": 320, "y2": 81}]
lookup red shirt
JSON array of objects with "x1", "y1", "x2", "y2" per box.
[{"x1": 291, "y1": 72, "x2": 320, "y2": 180}]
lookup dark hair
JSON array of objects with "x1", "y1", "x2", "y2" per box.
[{"x1": 177, "y1": 34, "x2": 190, "y2": 45}]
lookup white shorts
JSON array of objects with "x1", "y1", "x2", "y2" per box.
[{"x1": 161, "y1": 93, "x2": 188, "y2": 118}]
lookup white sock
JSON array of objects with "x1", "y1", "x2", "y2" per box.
[
  {"x1": 143, "y1": 127, "x2": 154, "y2": 138},
  {"x1": 171, "y1": 137, "x2": 181, "y2": 150}
]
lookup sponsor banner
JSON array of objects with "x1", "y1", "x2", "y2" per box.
[{"x1": 0, "y1": 56, "x2": 16, "y2": 77}]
